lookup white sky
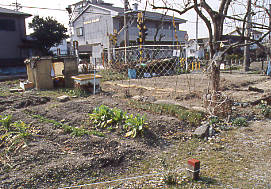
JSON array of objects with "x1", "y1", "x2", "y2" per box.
[{"x1": 1, "y1": 0, "x2": 249, "y2": 39}]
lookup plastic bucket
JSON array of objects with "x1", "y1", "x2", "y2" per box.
[{"x1": 128, "y1": 69, "x2": 136, "y2": 79}]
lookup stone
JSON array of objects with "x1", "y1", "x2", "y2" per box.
[
  {"x1": 241, "y1": 103, "x2": 249, "y2": 108},
  {"x1": 131, "y1": 95, "x2": 142, "y2": 101},
  {"x1": 57, "y1": 95, "x2": 70, "y2": 102},
  {"x1": 10, "y1": 88, "x2": 23, "y2": 93},
  {"x1": 194, "y1": 124, "x2": 209, "y2": 138}
]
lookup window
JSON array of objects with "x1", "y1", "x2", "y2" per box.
[
  {"x1": 76, "y1": 27, "x2": 84, "y2": 36},
  {"x1": 0, "y1": 19, "x2": 16, "y2": 31}
]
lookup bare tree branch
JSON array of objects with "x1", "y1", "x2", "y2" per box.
[{"x1": 151, "y1": 4, "x2": 195, "y2": 16}]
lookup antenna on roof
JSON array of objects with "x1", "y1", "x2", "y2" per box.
[{"x1": 11, "y1": 0, "x2": 22, "y2": 11}]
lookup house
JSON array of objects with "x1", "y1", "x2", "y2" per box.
[
  {"x1": 227, "y1": 28, "x2": 263, "y2": 50},
  {"x1": 186, "y1": 38, "x2": 209, "y2": 59},
  {"x1": 49, "y1": 39, "x2": 71, "y2": 56},
  {"x1": 0, "y1": 7, "x2": 31, "y2": 70},
  {"x1": 69, "y1": 0, "x2": 187, "y2": 60}
]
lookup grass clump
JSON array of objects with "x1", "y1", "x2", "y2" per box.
[
  {"x1": 163, "y1": 172, "x2": 179, "y2": 186},
  {"x1": 89, "y1": 105, "x2": 147, "y2": 138},
  {"x1": 61, "y1": 88, "x2": 90, "y2": 97},
  {"x1": 129, "y1": 100, "x2": 204, "y2": 126}
]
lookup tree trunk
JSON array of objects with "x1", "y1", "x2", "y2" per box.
[{"x1": 211, "y1": 63, "x2": 220, "y2": 92}]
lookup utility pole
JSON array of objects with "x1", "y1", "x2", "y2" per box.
[
  {"x1": 196, "y1": 13, "x2": 199, "y2": 52},
  {"x1": 124, "y1": 0, "x2": 129, "y2": 65},
  {"x1": 243, "y1": 0, "x2": 252, "y2": 72}
]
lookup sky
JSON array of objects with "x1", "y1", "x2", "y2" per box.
[{"x1": 0, "y1": 0, "x2": 251, "y2": 39}]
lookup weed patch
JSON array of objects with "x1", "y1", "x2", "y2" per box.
[
  {"x1": 99, "y1": 69, "x2": 128, "y2": 82},
  {"x1": 28, "y1": 112, "x2": 104, "y2": 137},
  {"x1": 232, "y1": 117, "x2": 248, "y2": 127},
  {"x1": 129, "y1": 100, "x2": 205, "y2": 127},
  {"x1": 258, "y1": 101, "x2": 271, "y2": 118}
]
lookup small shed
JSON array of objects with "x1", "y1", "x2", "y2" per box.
[{"x1": 25, "y1": 56, "x2": 78, "y2": 90}]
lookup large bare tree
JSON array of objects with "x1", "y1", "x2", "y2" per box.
[{"x1": 149, "y1": 0, "x2": 271, "y2": 115}]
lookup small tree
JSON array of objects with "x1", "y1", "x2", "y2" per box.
[{"x1": 29, "y1": 16, "x2": 68, "y2": 55}]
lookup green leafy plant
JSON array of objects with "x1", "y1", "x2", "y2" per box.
[
  {"x1": 0, "y1": 115, "x2": 31, "y2": 154},
  {"x1": 89, "y1": 105, "x2": 147, "y2": 138},
  {"x1": 89, "y1": 105, "x2": 127, "y2": 129},
  {"x1": 232, "y1": 117, "x2": 248, "y2": 127},
  {"x1": 0, "y1": 115, "x2": 12, "y2": 131},
  {"x1": 123, "y1": 114, "x2": 147, "y2": 138}
]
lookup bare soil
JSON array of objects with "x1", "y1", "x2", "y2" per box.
[
  {"x1": 1, "y1": 68, "x2": 271, "y2": 188},
  {"x1": 0, "y1": 86, "x2": 191, "y2": 188}
]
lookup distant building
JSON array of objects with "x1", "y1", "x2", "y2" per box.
[
  {"x1": 228, "y1": 28, "x2": 263, "y2": 50},
  {"x1": 49, "y1": 39, "x2": 71, "y2": 56},
  {"x1": 0, "y1": 7, "x2": 31, "y2": 68},
  {"x1": 186, "y1": 38, "x2": 209, "y2": 59},
  {"x1": 69, "y1": 0, "x2": 187, "y2": 59}
]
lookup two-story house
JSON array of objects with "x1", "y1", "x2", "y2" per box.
[
  {"x1": 70, "y1": 0, "x2": 187, "y2": 59},
  {"x1": 0, "y1": 7, "x2": 31, "y2": 70}
]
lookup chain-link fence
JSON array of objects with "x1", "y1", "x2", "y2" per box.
[
  {"x1": 99, "y1": 45, "x2": 210, "y2": 110},
  {"x1": 102, "y1": 45, "x2": 204, "y2": 76}
]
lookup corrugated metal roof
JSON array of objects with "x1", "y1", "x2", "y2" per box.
[{"x1": 0, "y1": 7, "x2": 31, "y2": 17}]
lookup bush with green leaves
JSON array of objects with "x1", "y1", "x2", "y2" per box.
[{"x1": 89, "y1": 105, "x2": 147, "y2": 138}]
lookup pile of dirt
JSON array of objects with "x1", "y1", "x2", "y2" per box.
[{"x1": 0, "y1": 95, "x2": 50, "y2": 112}]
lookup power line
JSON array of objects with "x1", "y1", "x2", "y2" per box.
[{"x1": 0, "y1": 3, "x2": 66, "y2": 11}]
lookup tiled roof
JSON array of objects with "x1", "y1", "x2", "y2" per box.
[
  {"x1": 0, "y1": 7, "x2": 31, "y2": 17},
  {"x1": 74, "y1": 3, "x2": 186, "y2": 23}
]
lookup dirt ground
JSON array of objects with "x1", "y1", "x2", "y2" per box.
[
  {"x1": 0, "y1": 69, "x2": 271, "y2": 188},
  {"x1": 103, "y1": 72, "x2": 270, "y2": 110}
]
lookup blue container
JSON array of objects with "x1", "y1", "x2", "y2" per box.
[{"x1": 128, "y1": 69, "x2": 136, "y2": 79}]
